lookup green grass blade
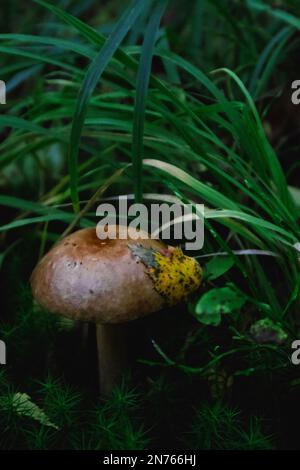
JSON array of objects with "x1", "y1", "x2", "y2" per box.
[
  {"x1": 0, "y1": 34, "x2": 95, "y2": 59},
  {"x1": 68, "y1": 0, "x2": 149, "y2": 211},
  {"x1": 33, "y1": 0, "x2": 106, "y2": 48},
  {"x1": 132, "y1": 0, "x2": 168, "y2": 202},
  {"x1": 0, "y1": 116, "x2": 47, "y2": 134},
  {"x1": 0, "y1": 45, "x2": 82, "y2": 75},
  {"x1": 247, "y1": 0, "x2": 300, "y2": 30},
  {"x1": 144, "y1": 159, "x2": 238, "y2": 210},
  {"x1": 249, "y1": 27, "x2": 292, "y2": 97}
]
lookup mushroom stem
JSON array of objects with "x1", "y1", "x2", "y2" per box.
[{"x1": 96, "y1": 323, "x2": 129, "y2": 395}]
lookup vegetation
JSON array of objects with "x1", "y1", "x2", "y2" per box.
[{"x1": 1, "y1": 0, "x2": 300, "y2": 449}]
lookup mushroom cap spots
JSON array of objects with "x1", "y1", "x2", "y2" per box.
[{"x1": 31, "y1": 226, "x2": 166, "y2": 324}]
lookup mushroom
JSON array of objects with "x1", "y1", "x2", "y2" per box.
[{"x1": 31, "y1": 225, "x2": 203, "y2": 394}]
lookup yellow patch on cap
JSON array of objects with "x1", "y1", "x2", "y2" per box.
[{"x1": 147, "y1": 248, "x2": 203, "y2": 306}]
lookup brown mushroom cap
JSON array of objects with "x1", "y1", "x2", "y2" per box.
[{"x1": 31, "y1": 226, "x2": 167, "y2": 324}]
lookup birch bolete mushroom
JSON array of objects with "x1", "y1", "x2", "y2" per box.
[{"x1": 31, "y1": 225, "x2": 202, "y2": 394}]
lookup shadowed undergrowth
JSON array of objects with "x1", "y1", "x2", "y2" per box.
[{"x1": 1, "y1": 0, "x2": 300, "y2": 449}]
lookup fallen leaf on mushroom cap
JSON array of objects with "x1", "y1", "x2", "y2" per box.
[
  {"x1": 31, "y1": 226, "x2": 203, "y2": 324},
  {"x1": 128, "y1": 243, "x2": 203, "y2": 306},
  {"x1": 30, "y1": 226, "x2": 204, "y2": 395}
]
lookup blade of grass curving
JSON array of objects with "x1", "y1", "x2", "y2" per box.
[
  {"x1": 0, "y1": 195, "x2": 93, "y2": 232},
  {"x1": 143, "y1": 159, "x2": 297, "y2": 247},
  {"x1": 156, "y1": 29, "x2": 181, "y2": 85},
  {"x1": 190, "y1": 0, "x2": 206, "y2": 60},
  {"x1": 32, "y1": 0, "x2": 204, "y2": 133},
  {"x1": 67, "y1": 0, "x2": 149, "y2": 212},
  {"x1": 249, "y1": 27, "x2": 292, "y2": 97},
  {"x1": 33, "y1": 0, "x2": 105, "y2": 47},
  {"x1": 127, "y1": 1, "x2": 152, "y2": 45},
  {"x1": 6, "y1": 65, "x2": 42, "y2": 93},
  {"x1": 247, "y1": 0, "x2": 300, "y2": 31},
  {"x1": 144, "y1": 159, "x2": 239, "y2": 210},
  {"x1": 0, "y1": 45, "x2": 82, "y2": 75},
  {"x1": 212, "y1": 67, "x2": 297, "y2": 215},
  {"x1": 0, "y1": 116, "x2": 47, "y2": 134},
  {"x1": 252, "y1": 29, "x2": 293, "y2": 99},
  {"x1": 33, "y1": 0, "x2": 142, "y2": 71},
  {"x1": 132, "y1": 0, "x2": 168, "y2": 203},
  {"x1": 0, "y1": 34, "x2": 95, "y2": 59},
  {"x1": 0, "y1": 215, "x2": 92, "y2": 232},
  {"x1": 62, "y1": 166, "x2": 128, "y2": 238}
]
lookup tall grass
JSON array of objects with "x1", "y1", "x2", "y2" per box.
[{"x1": 1, "y1": 0, "x2": 300, "y2": 394}]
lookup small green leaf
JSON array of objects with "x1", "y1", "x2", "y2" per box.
[
  {"x1": 195, "y1": 286, "x2": 247, "y2": 326},
  {"x1": 205, "y1": 256, "x2": 235, "y2": 281}
]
